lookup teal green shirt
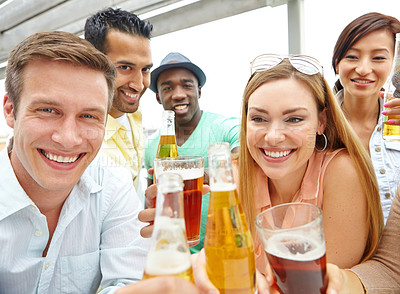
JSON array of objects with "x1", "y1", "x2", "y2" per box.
[{"x1": 144, "y1": 111, "x2": 240, "y2": 253}]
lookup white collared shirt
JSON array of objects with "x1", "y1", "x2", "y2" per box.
[{"x1": 0, "y1": 148, "x2": 150, "y2": 294}]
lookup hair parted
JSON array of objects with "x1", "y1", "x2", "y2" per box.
[
  {"x1": 5, "y1": 31, "x2": 117, "y2": 115},
  {"x1": 332, "y1": 12, "x2": 400, "y2": 93},
  {"x1": 239, "y1": 59, "x2": 383, "y2": 263},
  {"x1": 84, "y1": 7, "x2": 153, "y2": 54}
]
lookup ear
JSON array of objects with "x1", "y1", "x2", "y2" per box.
[
  {"x1": 3, "y1": 94, "x2": 15, "y2": 129},
  {"x1": 317, "y1": 108, "x2": 327, "y2": 134},
  {"x1": 155, "y1": 93, "x2": 162, "y2": 105},
  {"x1": 198, "y1": 86, "x2": 202, "y2": 99}
]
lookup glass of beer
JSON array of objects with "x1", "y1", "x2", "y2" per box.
[
  {"x1": 255, "y1": 203, "x2": 327, "y2": 294},
  {"x1": 154, "y1": 156, "x2": 204, "y2": 247}
]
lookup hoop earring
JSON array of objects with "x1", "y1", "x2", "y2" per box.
[{"x1": 315, "y1": 133, "x2": 328, "y2": 152}]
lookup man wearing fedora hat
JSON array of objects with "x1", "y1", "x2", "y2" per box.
[{"x1": 142, "y1": 52, "x2": 239, "y2": 253}]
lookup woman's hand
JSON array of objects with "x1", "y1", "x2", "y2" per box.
[{"x1": 380, "y1": 91, "x2": 400, "y2": 125}]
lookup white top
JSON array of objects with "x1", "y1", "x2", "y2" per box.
[
  {"x1": 0, "y1": 147, "x2": 150, "y2": 294},
  {"x1": 337, "y1": 90, "x2": 400, "y2": 223}
]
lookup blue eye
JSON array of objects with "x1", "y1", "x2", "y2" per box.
[{"x1": 41, "y1": 108, "x2": 54, "y2": 113}]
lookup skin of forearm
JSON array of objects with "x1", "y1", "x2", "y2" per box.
[{"x1": 341, "y1": 270, "x2": 365, "y2": 294}]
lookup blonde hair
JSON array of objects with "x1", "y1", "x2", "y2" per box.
[{"x1": 239, "y1": 60, "x2": 383, "y2": 262}]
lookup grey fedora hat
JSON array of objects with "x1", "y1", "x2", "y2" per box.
[{"x1": 149, "y1": 52, "x2": 206, "y2": 92}]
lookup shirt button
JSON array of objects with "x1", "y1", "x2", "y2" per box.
[
  {"x1": 380, "y1": 168, "x2": 386, "y2": 174},
  {"x1": 385, "y1": 193, "x2": 391, "y2": 199},
  {"x1": 35, "y1": 230, "x2": 42, "y2": 237},
  {"x1": 44, "y1": 263, "x2": 50, "y2": 270},
  {"x1": 30, "y1": 205, "x2": 36, "y2": 211},
  {"x1": 375, "y1": 146, "x2": 381, "y2": 152},
  {"x1": 377, "y1": 126, "x2": 382, "y2": 131}
]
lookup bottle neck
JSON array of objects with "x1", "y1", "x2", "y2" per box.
[{"x1": 161, "y1": 111, "x2": 176, "y2": 136}]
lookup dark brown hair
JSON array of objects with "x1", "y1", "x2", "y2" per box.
[{"x1": 332, "y1": 12, "x2": 400, "y2": 93}]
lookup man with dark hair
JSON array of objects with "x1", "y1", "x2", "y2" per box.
[{"x1": 85, "y1": 8, "x2": 153, "y2": 189}]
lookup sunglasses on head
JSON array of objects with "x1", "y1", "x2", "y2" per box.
[{"x1": 250, "y1": 54, "x2": 324, "y2": 76}]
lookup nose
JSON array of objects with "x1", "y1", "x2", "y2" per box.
[
  {"x1": 52, "y1": 116, "x2": 83, "y2": 148},
  {"x1": 355, "y1": 57, "x2": 373, "y2": 76},
  {"x1": 128, "y1": 70, "x2": 146, "y2": 92},
  {"x1": 171, "y1": 86, "x2": 186, "y2": 100},
  {"x1": 264, "y1": 122, "x2": 285, "y2": 146}
]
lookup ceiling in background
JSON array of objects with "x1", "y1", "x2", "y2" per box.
[{"x1": 0, "y1": 0, "x2": 293, "y2": 78}]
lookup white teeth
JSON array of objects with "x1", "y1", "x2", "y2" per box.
[
  {"x1": 175, "y1": 105, "x2": 187, "y2": 110},
  {"x1": 42, "y1": 150, "x2": 79, "y2": 163},
  {"x1": 353, "y1": 80, "x2": 371, "y2": 84},
  {"x1": 124, "y1": 92, "x2": 138, "y2": 98},
  {"x1": 263, "y1": 150, "x2": 291, "y2": 158}
]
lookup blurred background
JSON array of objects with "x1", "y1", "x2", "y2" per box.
[{"x1": 0, "y1": 0, "x2": 399, "y2": 150}]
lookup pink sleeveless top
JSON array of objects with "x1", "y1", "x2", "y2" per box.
[{"x1": 249, "y1": 148, "x2": 346, "y2": 274}]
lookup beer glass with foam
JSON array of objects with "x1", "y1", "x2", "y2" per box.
[
  {"x1": 255, "y1": 203, "x2": 327, "y2": 294},
  {"x1": 154, "y1": 156, "x2": 204, "y2": 247},
  {"x1": 142, "y1": 172, "x2": 193, "y2": 281}
]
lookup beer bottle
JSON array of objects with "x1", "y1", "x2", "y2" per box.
[
  {"x1": 156, "y1": 110, "x2": 179, "y2": 158},
  {"x1": 204, "y1": 142, "x2": 256, "y2": 294},
  {"x1": 383, "y1": 32, "x2": 400, "y2": 141},
  {"x1": 142, "y1": 172, "x2": 194, "y2": 282}
]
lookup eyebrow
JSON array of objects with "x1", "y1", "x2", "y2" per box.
[
  {"x1": 248, "y1": 106, "x2": 309, "y2": 115},
  {"x1": 160, "y1": 78, "x2": 195, "y2": 87},
  {"x1": 348, "y1": 47, "x2": 391, "y2": 54},
  {"x1": 115, "y1": 60, "x2": 153, "y2": 68}
]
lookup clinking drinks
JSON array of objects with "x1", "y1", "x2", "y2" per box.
[{"x1": 204, "y1": 143, "x2": 256, "y2": 294}]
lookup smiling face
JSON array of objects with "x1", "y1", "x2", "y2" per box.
[
  {"x1": 246, "y1": 78, "x2": 326, "y2": 180},
  {"x1": 4, "y1": 59, "x2": 109, "y2": 196},
  {"x1": 156, "y1": 67, "x2": 202, "y2": 127},
  {"x1": 105, "y1": 30, "x2": 152, "y2": 118},
  {"x1": 336, "y1": 29, "x2": 394, "y2": 101}
]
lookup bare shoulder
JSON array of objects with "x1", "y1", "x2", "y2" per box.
[
  {"x1": 324, "y1": 150, "x2": 359, "y2": 182},
  {"x1": 323, "y1": 149, "x2": 366, "y2": 205}
]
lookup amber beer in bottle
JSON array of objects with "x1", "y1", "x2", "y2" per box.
[
  {"x1": 142, "y1": 172, "x2": 194, "y2": 282},
  {"x1": 204, "y1": 142, "x2": 256, "y2": 294},
  {"x1": 156, "y1": 110, "x2": 178, "y2": 158},
  {"x1": 383, "y1": 33, "x2": 400, "y2": 140}
]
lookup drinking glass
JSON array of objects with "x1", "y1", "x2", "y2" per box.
[
  {"x1": 255, "y1": 203, "x2": 327, "y2": 294},
  {"x1": 154, "y1": 156, "x2": 204, "y2": 247}
]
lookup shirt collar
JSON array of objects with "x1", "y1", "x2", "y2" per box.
[
  {"x1": 104, "y1": 110, "x2": 143, "y2": 141},
  {"x1": 0, "y1": 148, "x2": 35, "y2": 221},
  {"x1": 0, "y1": 147, "x2": 103, "y2": 222}
]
